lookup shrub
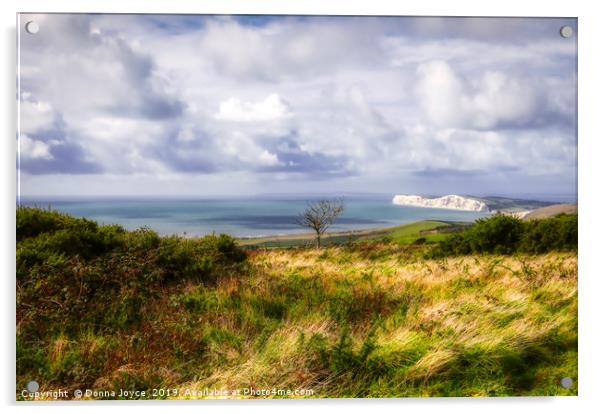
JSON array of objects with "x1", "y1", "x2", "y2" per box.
[
  {"x1": 432, "y1": 233, "x2": 471, "y2": 256},
  {"x1": 205, "y1": 233, "x2": 247, "y2": 263},
  {"x1": 520, "y1": 214, "x2": 578, "y2": 253},
  {"x1": 430, "y1": 214, "x2": 577, "y2": 257},
  {"x1": 126, "y1": 227, "x2": 161, "y2": 251},
  {"x1": 17, "y1": 208, "x2": 248, "y2": 338},
  {"x1": 17, "y1": 206, "x2": 74, "y2": 240},
  {"x1": 157, "y1": 237, "x2": 213, "y2": 281},
  {"x1": 467, "y1": 215, "x2": 524, "y2": 254},
  {"x1": 16, "y1": 207, "x2": 126, "y2": 269},
  {"x1": 156, "y1": 234, "x2": 245, "y2": 282}
]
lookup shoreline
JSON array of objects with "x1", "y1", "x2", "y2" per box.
[
  {"x1": 236, "y1": 225, "x2": 394, "y2": 243},
  {"x1": 235, "y1": 220, "x2": 466, "y2": 246}
]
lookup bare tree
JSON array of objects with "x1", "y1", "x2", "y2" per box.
[{"x1": 295, "y1": 199, "x2": 344, "y2": 247}]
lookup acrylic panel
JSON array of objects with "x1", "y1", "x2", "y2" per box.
[{"x1": 17, "y1": 14, "x2": 577, "y2": 400}]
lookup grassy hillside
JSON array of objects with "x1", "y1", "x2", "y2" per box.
[
  {"x1": 16, "y1": 207, "x2": 577, "y2": 399},
  {"x1": 523, "y1": 204, "x2": 578, "y2": 220},
  {"x1": 374, "y1": 220, "x2": 461, "y2": 244}
]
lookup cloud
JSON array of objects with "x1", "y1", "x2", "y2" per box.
[
  {"x1": 19, "y1": 134, "x2": 53, "y2": 160},
  {"x1": 17, "y1": 87, "x2": 105, "y2": 176},
  {"x1": 221, "y1": 132, "x2": 282, "y2": 167},
  {"x1": 414, "y1": 60, "x2": 571, "y2": 130},
  {"x1": 152, "y1": 126, "x2": 284, "y2": 174},
  {"x1": 215, "y1": 94, "x2": 292, "y2": 122},
  {"x1": 17, "y1": 109, "x2": 103, "y2": 175},
  {"x1": 19, "y1": 14, "x2": 184, "y2": 122},
  {"x1": 19, "y1": 137, "x2": 102, "y2": 175},
  {"x1": 195, "y1": 17, "x2": 387, "y2": 81},
  {"x1": 415, "y1": 61, "x2": 466, "y2": 127},
  {"x1": 261, "y1": 136, "x2": 351, "y2": 177},
  {"x1": 19, "y1": 98, "x2": 55, "y2": 135},
  {"x1": 17, "y1": 14, "x2": 577, "y2": 198}
]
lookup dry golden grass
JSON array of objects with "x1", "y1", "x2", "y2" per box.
[{"x1": 173, "y1": 247, "x2": 577, "y2": 398}]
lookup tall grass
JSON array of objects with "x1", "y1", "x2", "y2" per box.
[{"x1": 16, "y1": 208, "x2": 577, "y2": 398}]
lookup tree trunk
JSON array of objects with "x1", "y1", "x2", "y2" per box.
[{"x1": 316, "y1": 233, "x2": 321, "y2": 248}]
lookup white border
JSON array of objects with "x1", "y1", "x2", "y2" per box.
[{"x1": 3, "y1": 1, "x2": 601, "y2": 414}]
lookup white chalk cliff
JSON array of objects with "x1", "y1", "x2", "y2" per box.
[{"x1": 392, "y1": 195, "x2": 489, "y2": 212}]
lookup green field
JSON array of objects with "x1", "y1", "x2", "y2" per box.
[{"x1": 372, "y1": 220, "x2": 454, "y2": 243}]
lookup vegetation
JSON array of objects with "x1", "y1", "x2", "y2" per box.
[
  {"x1": 238, "y1": 220, "x2": 464, "y2": 248},
  {"x1": 429, "y1": 214, "x2": 577, "y2": 257},
  {"x1": 295, "y1": 199, "x2": 344, "y2": 247},
  {"x1": 17, "y1": 207, "x2": 577, "y2": 399}
]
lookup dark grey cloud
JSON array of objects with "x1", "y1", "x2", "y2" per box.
[
  {"x1": 18, "y1": 113, "x2": 103, "y2": 175},
  {"x1": 20, "y1": 141, "x2": 102, "y2": 175},
  {"x1": 102, "y1": 36, "x2": 184, "y2": 120},
  {"x1": 261, "y1": 137, "x2": 351, "y2": 177},
  {"x1": 152, "y1": 131, "x2": 218, "y2": 173}
]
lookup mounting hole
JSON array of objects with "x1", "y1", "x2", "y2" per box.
[
  {"x1": 559, "y1": 25, "x2": 573, "y2": 38},
  {"x1": 560, "y1": 376, "x2": 573, "y2": 389},
  {"x1": 26, "y1": 380, "x2": 40, "y2": 393},
  {"x1": 25, "y1": 21, "x2": 39, "y2": 34}
]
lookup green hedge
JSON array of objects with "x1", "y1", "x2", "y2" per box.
[{"x1": 429, "y1": 213, "x2": 577, "y2": 257}]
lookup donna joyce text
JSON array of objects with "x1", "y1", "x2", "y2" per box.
[{"x1": 80, "y1": 388, "x2": 178, "y2": 398}]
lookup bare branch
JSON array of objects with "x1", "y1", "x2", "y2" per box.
[{"x1": 295, "y1": 199, "x2": 344, "y2": 247}]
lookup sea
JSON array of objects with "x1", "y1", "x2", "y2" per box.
[{"x1": 18, "y1": 196, "x2": 493, "y2": 238}]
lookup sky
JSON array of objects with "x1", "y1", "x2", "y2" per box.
[{"x1": 18, "y1": 14, "x2": 577, "y2": 200}]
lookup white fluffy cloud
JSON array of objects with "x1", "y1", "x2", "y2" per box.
[
  {"x1": 19, "y1": 134, "x2": 53, "y2": 160},
  {"x1": 215, "y1": 94, "x2": 292, "y2": 122},
  {"x1": 19, "y1": 98, "x2": 55, "y2": 135},
  {"x1": 221, "y1": 132, "x2": 282, "y2": 167},
  {"x1": 415, "y1": 60, "x2": 547, "y2": 130}
]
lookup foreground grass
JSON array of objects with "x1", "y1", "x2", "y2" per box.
[
  {"x1": 18, "y1": 249, "x2": 577, "y2": 397},
  {"x1": 17, "y1": 207, "x2": 577, "y2": 399}
]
